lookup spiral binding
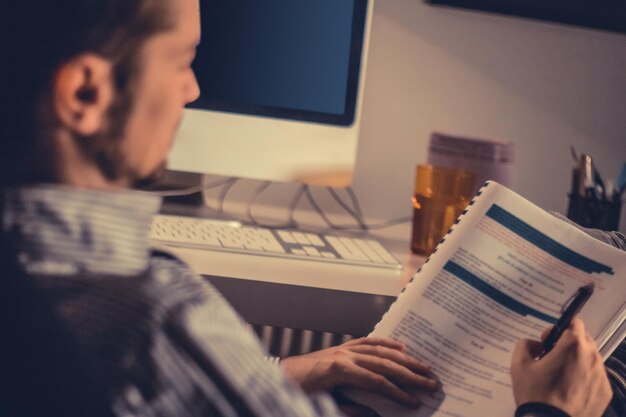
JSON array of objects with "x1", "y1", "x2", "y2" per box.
[{"x1": 370, "y1": 181, "x2": 493, "y2": 335}]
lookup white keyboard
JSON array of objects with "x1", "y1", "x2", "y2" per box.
[{"x1": 149, "y1": 215, "x2": 402, "y2": 270}]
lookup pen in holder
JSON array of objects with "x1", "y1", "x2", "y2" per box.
[{"x1": 567, "y1": 158, "x2": 623, "y2": 231}]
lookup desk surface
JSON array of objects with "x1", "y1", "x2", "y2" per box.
[{"x1": 158, "y1": 201, "x2": 425, "y2": 335}]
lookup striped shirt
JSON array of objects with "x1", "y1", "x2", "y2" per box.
[{"x1": 0, "y1": 185, "x2": 343, "y2": 417}]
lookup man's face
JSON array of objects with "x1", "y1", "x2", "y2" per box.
[{"x1": 119, "y1": 0, "x2": 201, "y2": 185}]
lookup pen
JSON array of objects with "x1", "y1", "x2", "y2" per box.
[
  {"x1": 540, "y1": 283, "x2": 595, "y2": 358},
  {"x1": 578, "y1": 155, "x2": 595, "y2": 198}
]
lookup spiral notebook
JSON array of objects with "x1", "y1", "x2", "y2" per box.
[{"x1": 347, "y1": 181, "x2": 626, "y2": 417}]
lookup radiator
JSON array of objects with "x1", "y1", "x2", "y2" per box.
[{"x1": 251, "y1": 324, "x2": 354, "y2": 357}]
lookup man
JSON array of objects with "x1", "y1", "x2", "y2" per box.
[{"x1": 0, "y1": 1, "x2": 612, "y2": 416}]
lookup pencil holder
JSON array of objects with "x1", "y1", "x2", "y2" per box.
[{"x1": 566, "y1": 194, "x2": 622, "y2": 231}]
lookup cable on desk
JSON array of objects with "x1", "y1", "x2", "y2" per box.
[
  {"x1": 215, "y1": 177, "x2": 239, "y2": 214},
  {"x1": 327, "y1": 187, "x2": 367, "y2": 230},
  {"x1": 306, "y1": 186, "x2": 412, "y2": 232},
  {"x1": 354, "y1": 216, "x2": 412, "y2": 230},
  {"x1": 246, "y1": 182, "x2": 306, "y2": 229},
  {"x1": 333, "y1": 187, "x2": 411, "y2": 230},
  {"x1": 304, "y1": 186, "x2": 360, "y2": 230},
  {"x1": 155, "y1": 175, "x2": 412, "y2": 232},
  {"x1": 345, "y1": 187, "x2": 367, "y2": 221},
  {"x1": 246, "y1": 181, "x2": 271, "y2": 224}
]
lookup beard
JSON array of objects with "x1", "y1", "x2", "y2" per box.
[
  {"x1": 76, "y1": 131, "x2": 168, "y2": 191},
  {"x1": 74, "y1": 73, "x2": 167, "y2": 191},
  {"x1": 132, "y1": 160, "x2": 167, "y2": 190}
]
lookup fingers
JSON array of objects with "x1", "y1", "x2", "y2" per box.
[
  {"x1": 514, "y1": 320, "x2": 587, "y2": 368},
  {"x1": 352, "y1": 353, "x2": 439, "y2": 391},
  {"x1": 540, "y1": 326, "x2": 552, "y2": 342},
  {"x1": 343, "y1": 337, "x2": 405, "y2": 351},
  {"x1": 511, "y1": 317, "x2": 613, "y2": 417},
  {"x1": 549, "y1": 318, "x2": 589, "y2": 357},
  {"x1": 319, "y1": 337, "x2": 439, "y2": 408},
  {"x1": 334, "y1": 361, "x2": 422, "y2": 408},
  {"x1": 531, "y1": 319, "x2": 590, "y2": 361},
  {"x1": 569, "y1": 317, "x2": 586, "y2": 337},
  {"x1": 348, "y1": 344, "x2": 432, "y2": 376},
  {"x1": 512, "y1": 339, "x2": 543, "y2": 366},
  {"x1": 336, "y1": 337, "x2": 438, "y2": 407}
]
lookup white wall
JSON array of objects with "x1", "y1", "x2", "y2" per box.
[{"x1": 353, "y1": 0, "x2": 626, "y2": 231}]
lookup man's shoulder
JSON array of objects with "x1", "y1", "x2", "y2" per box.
[
  {"x1": 550, "y1": 211, "x2": 626, "y2": 250},
  {"x1": 2, "y1": 247, "x2": 225, "y2": 342},
  {"x1": 144, "y1": 248, "x2": 227, "y2": 310}
]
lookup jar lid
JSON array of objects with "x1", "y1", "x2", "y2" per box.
[{"x1": 429, "y1": 132, "x2": 515, "y2": 163}]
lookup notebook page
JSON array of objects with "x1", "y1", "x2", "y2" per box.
[{"x1": 347, "y1": 182, "x2": 626, "y2": 417}]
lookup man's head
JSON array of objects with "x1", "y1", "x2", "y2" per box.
[{"x1": 2, "y1": 0, "x2": 200, "y2": 189}]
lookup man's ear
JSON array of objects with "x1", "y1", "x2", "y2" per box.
[{"x1": 53, "y1": 54, "x2": 114, "y2": 136}]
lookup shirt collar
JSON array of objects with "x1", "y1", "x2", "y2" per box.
[{"x1": 2, "y1": 185, "x2": 162, "y2": 276}]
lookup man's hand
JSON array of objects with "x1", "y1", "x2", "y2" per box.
[
  {"x1": 280, "y1": 337, "x2": 439, "y2": 408},
  {"x1": 510, "y1": 318, "x2": 612, "y2": 417}
]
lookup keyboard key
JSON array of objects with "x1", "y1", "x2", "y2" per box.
[
  {"x1": 303, "y1": 246, "x2": 321, "y2": 257},
  {"x1": 291, "y1": 232, "x2": 311, "y2": 245},
  {"x1": 277, "y1": 231, "x2": 296, "y2": 244},
  {"x1": 366, "y1": 240, "x2": 398, "y2": 264},
  {"x1": 353, "y1": 239, "x2": 384, "y2": 263},
  {"x1": 198, "y1": 235, "x2": 221, "y2": 246},
  {"x1": 261, "y1": 243, "x2": 286, "y2": 253},
  {"x1": 291, "y1": 249, "x2": 307, "y2": 256},
  {"x1": 243, "y1": 241, "x2": 264, "y2": 251},
  {"x1": 326, "y1": 236, "x2": 368, "y2": 261},
  {"x1": 219, "y1": 238, "x2": 244, "y2": 249},
  {"x1": 252, "y1": 231, "x2": 285, "y2": 252},
  {"x1": 320, "y1": 251, "x2": 337, "y2": 259},
  {"x1": 325, "y1": 236, "x2": 349, "y2": 258},
  {"x1": 306, "y1": 234, "x2": 325, "y2": 247},
  {"x1": 338, "y1": 237, "x2": 370, "y2": 261}
]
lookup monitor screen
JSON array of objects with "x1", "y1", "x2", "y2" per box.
[
  {"x1": 167, "y1": 0, "x2": 373, "y2": 187},
  {"x1": 190, "y1": 0, "x2": 368, "y2": 126}
]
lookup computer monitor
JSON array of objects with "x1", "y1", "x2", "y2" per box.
[{"x1": 166, "y1": 0, "x2": 374, "y2": 187}]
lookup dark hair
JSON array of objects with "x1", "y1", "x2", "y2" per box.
[{"x1": 1, "y1": 0, "x2": 174, "y2": 186}]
